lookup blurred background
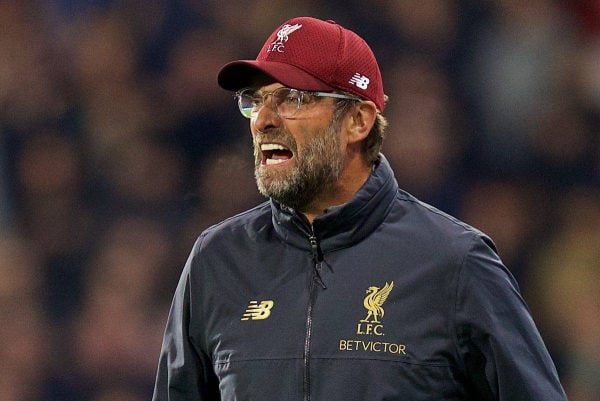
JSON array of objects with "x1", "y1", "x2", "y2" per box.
[{"x1": 0, "y1": 0, "x2": 598, "y2": 400}]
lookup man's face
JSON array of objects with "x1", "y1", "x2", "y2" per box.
[{"x1": 251, "y1": 83, "x2": 345, "y2": 211}]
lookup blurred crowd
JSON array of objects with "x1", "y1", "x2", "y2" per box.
[{"x1": 0, "y1": 0, "x2": 598, "y2": 400}]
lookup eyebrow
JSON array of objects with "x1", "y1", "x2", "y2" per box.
[{"x1": 257, "y1": 86, "x2": 286, "y2": 95}]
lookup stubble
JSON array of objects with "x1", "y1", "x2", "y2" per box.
[{"x1": 253, "y1": 120, "x2": 344, "y2": 211}]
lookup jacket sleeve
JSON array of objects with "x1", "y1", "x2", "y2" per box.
[
  {"x1": 152, "y1": 242, "x2": 220, "y2": 401},
  {"x1": 453, "y1": 234, "x2": 567, "y2": 401}
]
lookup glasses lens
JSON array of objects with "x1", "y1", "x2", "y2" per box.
[
  {"x1": 273, "y1": 88, "x2": 302, "y2": 118},
  {"x1": 237, "y1": 89, "x2": 260, "y2": 118},
  {"x1": 236, "y1": 88, "x2": 303, "y2": 119}
]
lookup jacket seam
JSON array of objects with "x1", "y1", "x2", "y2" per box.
[
  {"x1": 188, "y1": 233, "x2": 210, "y2": 355},
  {"x1": 214, "y1": 356, "x2": 303, "y2": 365},
  {"x1": 311, "y1": 356, "x2": 451, "y2": 367},
  {"x1": 397, "y1": 194, "x2": 484, "y2": 236},
  {"x1": 214, "y1": 356, "x2": 452, "y2": 368},
  {"x1": 450, "y1": 232, "x2": 479, "y2": 373},
  {"x1": 201, "y1": 201, "x2": 270, "y2": 235}
]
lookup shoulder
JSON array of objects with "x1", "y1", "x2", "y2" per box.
[
  {"x1": 195, "y1": 201, "x2": 272, "y2": 251},
  {"x1": 392, "y1": 189, "x2": 493, "y2": 250},
  {"x1": 395, "y1": 192, "x2": 514, "y2": 288},
  {"x1": 392, "y1": 191, "x2": 518, "y2": 300},
  {"x1": 400, "y1": 190, "x2": 485, "y2": 235},
  {"x1": 183, "y1": 202, "x2": 272, "y2": 277}
]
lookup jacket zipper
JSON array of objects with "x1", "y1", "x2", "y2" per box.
[{"x1": 304, "y1": 234, "x2": 326, "y2": 401}]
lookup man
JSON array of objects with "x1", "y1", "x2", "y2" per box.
[{"x1": 153, "y1": 17, "x2": 567, "y2": 401}]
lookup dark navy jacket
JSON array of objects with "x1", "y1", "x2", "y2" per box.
[{"x1": 153, "y1": 156, "x2": 567, "y2": 401}]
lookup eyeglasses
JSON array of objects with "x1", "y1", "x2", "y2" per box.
[{"x1": 234, "y1": 87, "x2": 360, "y2": 119}]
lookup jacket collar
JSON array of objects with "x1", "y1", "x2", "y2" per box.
[{"x1": 271, "y1": 154, "x2": 398, "y2": 252}]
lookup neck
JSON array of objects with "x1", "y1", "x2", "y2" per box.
[{"x1": 301, "y1": 156, "x2": 372, "y2": 224}]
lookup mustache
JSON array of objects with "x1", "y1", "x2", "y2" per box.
[{"x1": 253, "y1": 129, "x2": 297, "y2": 153}]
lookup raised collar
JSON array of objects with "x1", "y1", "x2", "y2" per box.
[{"x1": 271, "y1": 154, "x2": 398, "y2": 253}]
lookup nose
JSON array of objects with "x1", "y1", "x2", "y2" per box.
[{"x1": 251, "y1": 96, "x2": 282, "y2": 136}]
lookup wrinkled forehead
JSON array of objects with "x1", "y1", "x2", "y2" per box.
[{"x1": 254, "y1": 82, "x2": 285, "y2": 94}]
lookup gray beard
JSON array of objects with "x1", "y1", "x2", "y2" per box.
[{"x1": 254, "y1": 121, "x2": 343, "y2": 212}]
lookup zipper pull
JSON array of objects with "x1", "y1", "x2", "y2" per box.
[
  {"x1": 308, "y1": 235, "x2": 327, "y2": 289},
  {"x1": 314, "y1": 262, "x2": 327, "y2": 289},
  {"x1": 309, "y1": 235, "x2": 319, "y2": 260}
]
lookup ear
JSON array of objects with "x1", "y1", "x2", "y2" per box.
[{"x1": 344, "y1": 101, "x2": 377, "y2": 145}]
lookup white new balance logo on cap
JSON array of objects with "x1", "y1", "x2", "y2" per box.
[{"x1": 349, "y1": 73, "x2": 370, "y2": 89}]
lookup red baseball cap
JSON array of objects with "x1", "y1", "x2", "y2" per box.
[{"x1": 217, "y1": 17, "x2": 386, "y2": 112}]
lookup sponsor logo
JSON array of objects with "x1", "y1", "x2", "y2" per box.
[
  {"x1": 349, "y1": 73, "x2": 370, "y2": 89},
  {"x1": 338, "y1": 281, "x2": 407, "y2": 356},
  {"x1": 267, "y1": 23, "x2": 303, "y2": 53},
  {"x1": 339, "y1": 339, "x2": 406, "y2": 355},
  {"x1": 241, "y1": 300, "x2": 274, "y2": 321}
]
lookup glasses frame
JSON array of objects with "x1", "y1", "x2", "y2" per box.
[{"x1": 234, "y1": 87, "x2": 361, "y2": 119}]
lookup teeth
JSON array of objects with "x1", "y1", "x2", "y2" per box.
[
  {"x1": 266, "y1": 158, "x2": 287, "y2": 165},
  {"x1": 261, "y1": 143, "x2": 288, "y2": 151}
]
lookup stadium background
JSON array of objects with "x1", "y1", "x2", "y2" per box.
[{"x1": 0, "y1": 0, "x2": 598, "y2": 400}]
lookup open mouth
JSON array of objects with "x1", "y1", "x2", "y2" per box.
[{"x1": 261, "y1": 143, "x2": 294, "y2": 165}]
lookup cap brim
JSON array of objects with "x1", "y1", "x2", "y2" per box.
[{"x1": 217, "y1": 60, "x2": 335, "y2": 92}]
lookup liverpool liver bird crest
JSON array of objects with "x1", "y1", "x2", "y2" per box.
[{"x1": 360, "y1": 281, "x2": 394, "y2": 323}]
